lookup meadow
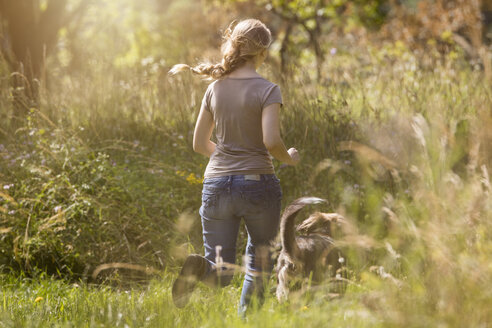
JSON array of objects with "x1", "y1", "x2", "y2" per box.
[{"x1": 1, "y1": 24, "x2": 492, "y2": 327}]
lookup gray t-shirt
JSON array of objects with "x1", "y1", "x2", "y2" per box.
[{"x1": 201, "y1": 76, "x2": 283, "y2": 178}]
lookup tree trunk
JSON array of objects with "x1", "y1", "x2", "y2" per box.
[
  {"x1": 303, "y1": 22, "x2": 325, "y2": 82},
  {"x1": 0, "y1": 0, "x2": 88, "y2": 123},
  {"x1": 280, "y1": 22, "x2": 294, "y2": 79},
  {"x1": 0, "y1": 0, "x2": 67, "y2": 79}
]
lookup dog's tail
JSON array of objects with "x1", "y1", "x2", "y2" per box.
[{"x1": 280, "y1": 197, "x2": 326, "y2": 260}]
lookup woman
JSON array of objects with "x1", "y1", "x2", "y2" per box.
[{"x1": 169, "y1": 18, "x2": 299, "y2": 315}]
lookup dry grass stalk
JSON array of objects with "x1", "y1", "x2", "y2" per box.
[
  {"x1": 92, "y1": 263, "x2": 161, "y2": 280},
  {"x1": 338, "y1": 141, "x2": 398, "y2": 170}
]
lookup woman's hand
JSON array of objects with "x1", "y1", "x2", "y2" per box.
[{"x1": 287, "y1": 148, "x2": 300, "y2": 165}]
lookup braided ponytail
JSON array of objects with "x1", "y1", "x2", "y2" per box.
[{"x1": 169, "y1": 19, "x2": 272, "y2": 80}]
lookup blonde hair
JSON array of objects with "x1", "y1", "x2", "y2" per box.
[{"x1": 169, "y1": 19, "x2": 272, "y2": 79}]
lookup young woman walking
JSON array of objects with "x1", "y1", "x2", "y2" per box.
[{"x1": 169, "y1": 18, "x2": 299, "y2": 315}]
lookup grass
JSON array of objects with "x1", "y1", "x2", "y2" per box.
[
  {"x1": 0, "y1": 273, "x2": 378, "y2": 327},
  {"x1": 1, "y1": 38, "x2": 492, "y2": 327}
]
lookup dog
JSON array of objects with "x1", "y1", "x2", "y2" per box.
[{"x1": 275, "y1": 197, "x2": 346, "y2": 301}]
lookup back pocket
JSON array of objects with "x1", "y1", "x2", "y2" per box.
[
  {"x1": 242, "y1": 190, "x2": 267, "y2": 208},
  {"x1": 201, "y1": 191, "x2": 217, "y2": 208}
]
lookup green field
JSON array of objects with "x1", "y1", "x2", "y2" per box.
[{"x1": 1, "y1": 1, "x2": 492, "y2": 326}]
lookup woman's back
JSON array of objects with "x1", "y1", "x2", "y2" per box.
[{"x1": 203, "y1": 77, "x2": 282, "y2": 178}]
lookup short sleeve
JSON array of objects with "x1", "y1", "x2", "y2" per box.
[
  {"x1": 262, "y1": 84, "x2": 282, "y2": 109},
  {"x1": 201, "y1": 84, "x2": 213, "y2": 113}
]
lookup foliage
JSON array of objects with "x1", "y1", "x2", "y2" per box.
[
  {"x1": 205, "y1": 0, "x2": 388, "y2": 79},
  {"x1": 0, "y1": 0, "x2": 492, "y2": 326},
  {"x1": 0, "y1": 106, "x2": 206, "y2": 278},
  {"x1": 381, "y1": 0, "x2": 491, "y2": 81}
]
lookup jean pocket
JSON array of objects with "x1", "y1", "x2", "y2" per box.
[
  {"x1": 265, "y1": 178, "x2": 282, "y2": 201},
  {"x1": 201, "y1": 191, "x2": 217, "y2": 208},
  {"x1": 242, "y1": 190, "x2": 268, "y2": 208}
]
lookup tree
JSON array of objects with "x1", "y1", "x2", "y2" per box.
[
  {"x1": 0, "y1": 0, "x2": 90, "y2": 118},
  {"x1": 209, "y1": 0, "x2": 388, "y2": 81},
  {"x1": 266, "y1": 0, "x2": 330, "y2": 81}
]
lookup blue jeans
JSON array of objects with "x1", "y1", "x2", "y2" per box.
[{"x1": 198, "y1": 174, "x2": 282, "y2": 314}]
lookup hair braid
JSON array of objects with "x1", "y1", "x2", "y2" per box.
[{"x1": 169, "y1": 19, "x2": 272, "y2": 80}]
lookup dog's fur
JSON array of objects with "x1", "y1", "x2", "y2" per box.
[{"x1": 275, "y1": 197, "x2": 346, "y2": 301}]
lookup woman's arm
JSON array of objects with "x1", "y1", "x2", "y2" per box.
[
  {"x1": 262, "y1": 103, "x2": 300, "y2": 165},
  {"x1": 193, "y1": 105, "x2": 216, "y2": 157}
]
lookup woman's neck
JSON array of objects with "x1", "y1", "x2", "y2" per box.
[{"x1": 227, "y1": 61, "x2": 261, "y2": 78}]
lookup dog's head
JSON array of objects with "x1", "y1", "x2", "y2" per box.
[{"x1": 296, "y1": 212, "x2": 346, "y2": 237}]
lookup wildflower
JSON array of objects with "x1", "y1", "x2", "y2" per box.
[
  {"x1": 186, "y1": 173, "x2": 203, "y2": 185},
  {"x1": 141, "y1": 56, "x2": 154, "y2": 66},
  {"x1": 242, "y1": 255, "x2": 251, "y2": 269},
  {"x1": 54, "y1": 206, "x2": 62, "y2": 213},
  {"x1": 215, "y1": 245, "x2": 224, "y2": 272},
  {"x1": 34, "y1": 297, "x2": 44, "y2": 303},
  {"x1": 301, "y1": 306, "x2": 309, "y2": 311},
  {"x1": 8, "y1": 210, "x2": 15, "y2": 215},
  {"x1": 330, "y1": 48, "x2": 337, "y2": 56},
  {"x1": 338, "y1": 257, "x2": 345, "y2": 264},
  {"x1": 3, "y1": 184, "x2": 13, "y2": 190},
  {"x1": 441, "y1": 30, "x2": 453, "y2": 42}
]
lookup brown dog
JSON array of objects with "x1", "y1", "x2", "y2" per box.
[{"x1": 275, "y1": 197, "x2": 346, "y2": 301}]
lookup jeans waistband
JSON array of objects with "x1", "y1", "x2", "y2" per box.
[{"x1": 204, "y1": 174, "x2": 276, "y2": 183}]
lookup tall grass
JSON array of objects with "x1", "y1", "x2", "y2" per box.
[
  {"x1": 1, "y1": 40, "x2": 491, "y2": 326},
  {"x1": 0, "y1": 273, "x2": 376, "y2": 327}
]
